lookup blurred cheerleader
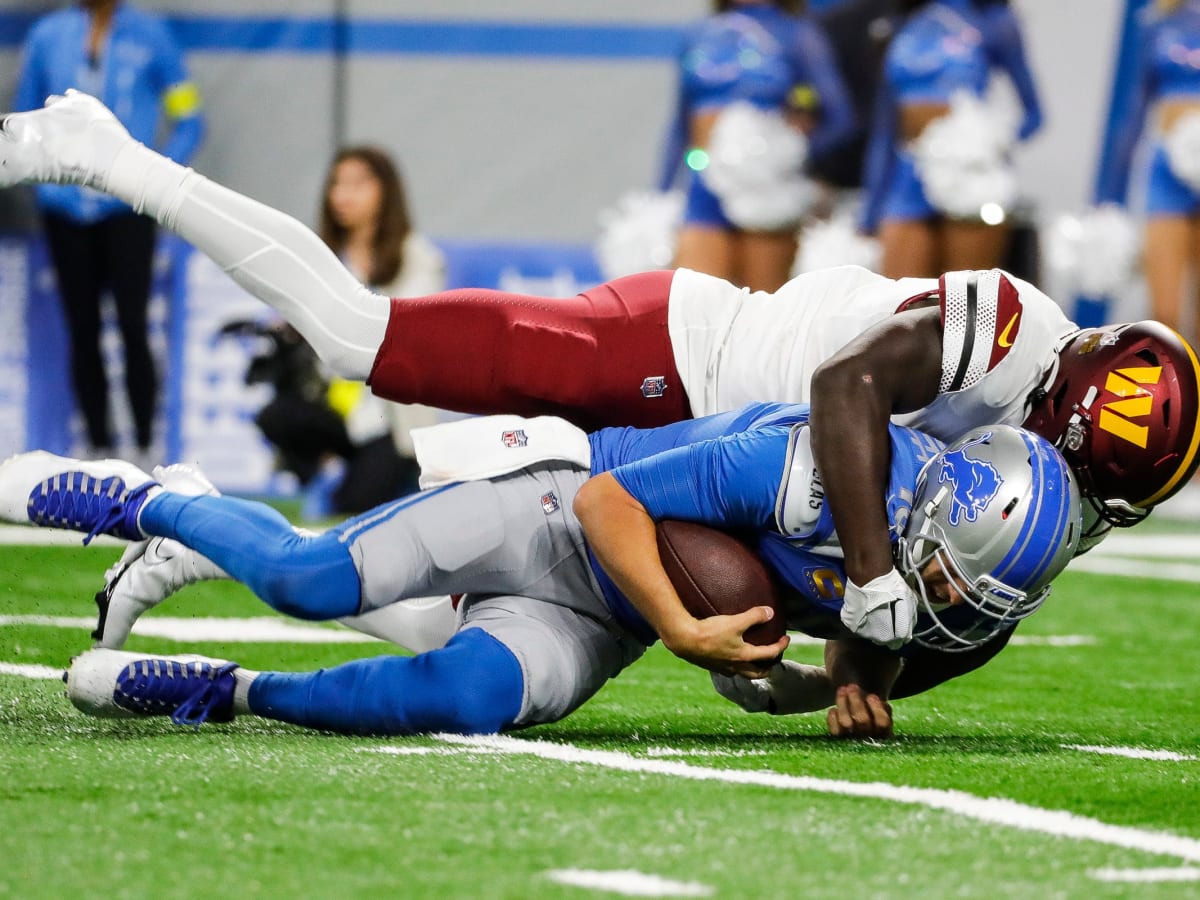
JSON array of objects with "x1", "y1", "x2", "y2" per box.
[
  {"x1": 1096, "y1": 0, "x2": 1200, "y2": 343},
  {"x1": 860, "y1": 0, "x2": 1043, "y2": 278},
  {"x1": 659, "y1": 0, "x2": 855, "y2": 292}
]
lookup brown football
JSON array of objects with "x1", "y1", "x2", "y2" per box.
[{"x1": 655, "y1": 519, "x2": 785, "y2": 646}]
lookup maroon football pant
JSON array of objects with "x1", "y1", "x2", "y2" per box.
[{"x1": 367, "y1": 270, "x2": 692, "y2": 431}]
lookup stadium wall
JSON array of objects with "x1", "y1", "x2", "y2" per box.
[{"x1": 0, "y1": 1, "x2": 1127, "y2": 489}]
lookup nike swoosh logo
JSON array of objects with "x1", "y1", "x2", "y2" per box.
[{"x1": 997, "y1": 312, "x2": 1019, "y2": 348}]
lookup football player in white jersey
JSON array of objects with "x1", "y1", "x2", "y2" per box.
[{"x1": 2, "y1": 92, "x2": 1197, "y2": 663}]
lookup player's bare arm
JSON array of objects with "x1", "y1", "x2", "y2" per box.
[
  {"x1": 573, "y1": 472, "x2": 787, "y2": 678},
  {"x1": 823, "y1": 637, "x2": 902, "y2": 739},
  {"x1": 809, "y1": 306, "x2": 944, "y2": 586}
]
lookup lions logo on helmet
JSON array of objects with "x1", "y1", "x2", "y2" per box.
[
  {"x1": 1023, "y1": 321, "x2": 1200, "y2": 526},
  {"x1": 937, "y1": 432, "x2": 1003, "y2": 526},
  {"x1": 901, "y1": 425, "x2": 1082, "y2": 651}
]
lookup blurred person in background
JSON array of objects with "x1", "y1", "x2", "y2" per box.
[
  {"x1": 1096, "y1": 0, "x2": 1200, "y2": 345},
  {"x1": 807, "y1": 0, "x2": 897, "y2": 191},
  {"x1": 14, "y1": 0, "x2": 204, "y2": 460},
  {"x1": 859, "y1": 0, "x2": 1042, "y2": 278},
  {"x1": 658, "y1": 0, "x2": 855, "y2": 292},
  {"x1": 247, "y1": 146, "x2": 445, "y2": 518}
]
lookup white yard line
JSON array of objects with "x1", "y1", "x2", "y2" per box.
[
  {"x1": 0, "y1": 615, "x2": 379, "y2": 644},
  {"x1": 1067, "y1": 555, "x2": 1200, "y2": 583},
  {"x1": 432, "y1": 734, "x2": 1200, "y2": 865},
  {"x1": 0, "y1": 662, "x2": 62, "y2": 680},
  {"x1": 0, "y1": 526, "x2": 119, "y2": 547},
  {"x1": 1091, "y1": 534, "x2": 1200, "y2": 557},
  {"x1": 544, "y1": 870, "x2": 713, "y2": 897},
  {"x1": 1089, "y1": 867, "x2": 1200, "y2": 883},
  {"x1": 1008, "y1": 635, "x2": 1095, "y2": 647},
  {"x1": 0, "y1": 614, "x2": 1098, "y2": 650},
  {"x1": 1064, "y1": 744, "x2": 1197, "y2": 762}
]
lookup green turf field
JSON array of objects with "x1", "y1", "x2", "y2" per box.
[{"x1": 2, "y1": 527, "x2": 1199, "y2": 899}]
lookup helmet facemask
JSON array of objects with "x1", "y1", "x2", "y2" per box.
[
  {"x1": 897, "y1": 426, "x2": 1082, "y2": 652},
  {"x1": 899, "y1": 493, "x2": 1049, "y2": 652}
]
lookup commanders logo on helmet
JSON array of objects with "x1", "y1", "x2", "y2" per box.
[{"x1": 1023, "y1": 321, "x2": 1200, "y2": 526}]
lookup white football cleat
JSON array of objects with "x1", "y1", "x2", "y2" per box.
[
  {"x1": 0, "y1": 450, "x2": 157, "y2": 542},
  {"x1": 65, "y1": 649, "x2": 240, "y2": 726},
  {"x1": 93, "y1": 463, "x2": 228, "y2": 649},
  {"x1": 0, "y1": 90, "x2": 133, "y2": 190}
]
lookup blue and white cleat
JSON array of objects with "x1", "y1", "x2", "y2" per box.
[
  {"x1": 0, "y1": 89, "x2": 132, "y2": 190},
  {"x1": 0, "y1": 451, "x2": 159, "y2": 544},
  {"x1": 65, "y1": 649, "x2": 239, "y2": 727}
]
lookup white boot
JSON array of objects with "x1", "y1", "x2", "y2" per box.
[{"x1": 94, "y1": 463, "x2": 229, "y2": 649}]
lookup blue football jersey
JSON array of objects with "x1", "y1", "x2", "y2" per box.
[{"x1": 586, "y1": 402, "x2": 944, "y2": 642}]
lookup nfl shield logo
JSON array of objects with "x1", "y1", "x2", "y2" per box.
[
  {"x1": 541, "y1": 491, "x2": 560, "y2": 514},
  {"x1": 641, "y1": 376, "x2": 667, "y2": 398},
  {"x1": 501, "y1": 429, "x2": 528, "y2": 448}
]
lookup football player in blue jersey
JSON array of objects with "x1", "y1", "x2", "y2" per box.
[{"x1": 0, "y1": 406, "x2": 1080, "y2": 738}]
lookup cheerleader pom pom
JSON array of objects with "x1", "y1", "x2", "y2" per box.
[
  {"x1": 1043, "y1": 205, "x2": 1140, "y2": 299},
  {"x1": 793, "y1": 212, "x2": 881, "y2": 276},
  {"x1": 702, "y1": 101, "x2": 815, "y2": 230},
  {"x1": 722, "y1": 179, "x2": 819, "y2": 233},
  {"x1": 914, "y1": 91, "x2": 1019, "y2": 220},
  {"x1": 1164, "y1": 111, "x2": 1200, "y2": 193},
  {"x1": 595, "y1": 189, "x2": 684, "y2": 280}
]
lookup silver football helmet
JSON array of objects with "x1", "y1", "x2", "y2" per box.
[{"x1": 898, "y1": 425, "x2": 1083, "y2": 651}]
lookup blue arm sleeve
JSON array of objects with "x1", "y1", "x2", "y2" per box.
[
  {"x1": 14, "y1": 27, "x2": 47, "y2": 113},
  {"x1": 794, "y1": 20, "x2": 857, "y2": 158},
  {"x1": 609, "y1": 428, "x2": 790, "y2": 529},
  {"x1": 1094, "y1": 24, "x2": 1154, "y2": 205},
  {"x1": 858, "y1": 78, "x2": 897, "y2": 234},
  {"x1": 984, "y1": 6, "x2": 1043, "y2": 141},
  {"x1": 149, "y1": 20, "x2": 205, "y2": 165}
]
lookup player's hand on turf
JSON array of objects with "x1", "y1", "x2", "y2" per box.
[
  {"x1": 826, "y1": 684, "x2": 894, "y2": 740},
  {"x1": 666, "y1": 606, "x2": 789, "y2": 679},
  {"x1": 840, "y1": 568, "x2": 917, "y2": 650}
]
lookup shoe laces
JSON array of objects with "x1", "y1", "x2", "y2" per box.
[
  {"x1": 114, "y1": 658, "x2": 239, "y2": 727},
  {"x1": 27, "y1": 473, "x2": 156, "y2": 545}
]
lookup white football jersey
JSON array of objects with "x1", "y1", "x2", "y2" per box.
[{"x1": 667, "y1": 265, "x2": 1076, "y2": 443}]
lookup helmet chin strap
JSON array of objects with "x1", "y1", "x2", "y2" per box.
[{"x1": 1024, "y1": 344, "x2": 1066, "y2": 417}]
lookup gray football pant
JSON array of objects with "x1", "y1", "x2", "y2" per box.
[{"x1": 344, "y1": 463, "x2": 646, "y2": 726}]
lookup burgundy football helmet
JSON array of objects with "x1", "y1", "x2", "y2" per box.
[{"x1": 1023, "y1": 321, "x2": 1200, "y2": 526}]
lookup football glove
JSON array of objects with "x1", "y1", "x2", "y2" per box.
[
  {"x1": 840, "y1": 568, "x2": 917, "y2": 650},
  {"x1": 711, "y1": 660, "x2": 835, "y2": 715}
]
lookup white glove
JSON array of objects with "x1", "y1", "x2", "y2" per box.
[
  {"x1": 711, "y1": 661, "x2": 835, "y2": 715},
  {"x1": 840, "y1": 568, "x2": 917, "y2": 650}
]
